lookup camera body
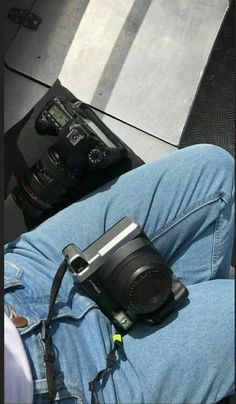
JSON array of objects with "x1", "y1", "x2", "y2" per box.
[
  {"x1": 63, "y1": 217, "x2": 189, "y2": 331},
  {"x1": 12, "y1": 97, "x2": 128, "y2": 219}
]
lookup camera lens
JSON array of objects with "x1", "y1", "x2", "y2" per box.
[
  {"x1": 130, "y1": 270, "x2": 169, "y2": 312},
  {"x1": 12, "y1": 146, "x2": 79, "y2": 218},
  {"x1": 100, "y1": 238, "x2": 172, "y2": 314}
]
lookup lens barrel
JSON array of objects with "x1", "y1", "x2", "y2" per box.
[
  {"x1": 99, "y1": 237, "x2": 172, "y2": 314},
  {"x1": 12, "y1": 146, "x2": 81, "y2": 217}
]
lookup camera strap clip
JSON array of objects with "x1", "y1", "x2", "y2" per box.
[
  {"x1": 112, "y1": 333, "x2": 124, "y2": 350},
  {"x1": 89, "y1": 333, "x2": 125, "y2": 404}
]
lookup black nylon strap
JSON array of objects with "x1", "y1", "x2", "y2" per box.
[
  {"x1": 47, "y1": 259, "x2": 68, "y2": 324},
  {"x1": 88, "y1": 340, "x2": 123, "y2": 404},
  {"x1": 43, "y1": 329, "x2": 56, "y2": 403},
  {"x1": 42, "y1": 259, "x2": 68, "y2": 403}
]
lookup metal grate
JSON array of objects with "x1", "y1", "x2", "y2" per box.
[{"x1": 179, "y1": 2, "x2": 235, "y2": 157}]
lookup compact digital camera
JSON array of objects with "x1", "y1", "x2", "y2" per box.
[
  {"x1": 12, "y1": 97, "x2": 127, "y2": 219},
  {"x1": 63, "y1": 217, "x2": 189, "y2": 331}
]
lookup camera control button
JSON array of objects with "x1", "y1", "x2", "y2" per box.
[
  {"x1": 67, "y1": 128, "x2": 86, "y2": 146},
  {"x1": 88, "y1": 148, "x2": 103, "y2": 165}
]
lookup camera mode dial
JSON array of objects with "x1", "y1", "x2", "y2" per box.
[{"x1": 88, "y1": 147, "x2": 105, "y2": 165}]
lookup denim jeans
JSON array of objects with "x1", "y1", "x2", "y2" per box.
[{"x1": 4, "y1": 144, "x2": 235, "y2": 404}]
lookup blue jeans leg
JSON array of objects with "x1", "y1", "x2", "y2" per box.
[
  {"x1": 4, "y1": 144, "x2": 235, "y2": 403},
  {"x1": 6, "y1": 144, "x2": 234, "y2": 285}
]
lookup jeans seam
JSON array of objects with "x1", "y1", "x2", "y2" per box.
[
  {"x1": 211, "y1": 220, "x2": 218, "y2": 279},
  {"x1": 150, "y1": 192, "x2": 227, "y2": 244},
  {"x1": 211, "y1": 201, "x2": 225, "y2": 279}
]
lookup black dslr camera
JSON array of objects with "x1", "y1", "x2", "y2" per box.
[
  {"x1": 63, "y1": 217, "x2": 189, "y2": 331},
  {"x1": 12, "y1": 97, "x2": 127, "y2": 220}
]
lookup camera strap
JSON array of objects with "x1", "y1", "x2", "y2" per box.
[
  {"x1": 88, "y1": 333, "x2": 124, "y2": 404},
  {"x1": 42, "y1": 259, "x2": 126, "y2": 404},
  {"x1": 41, "y1": 258, "x2": 68, "y2": 403}
]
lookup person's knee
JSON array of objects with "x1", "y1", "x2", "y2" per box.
[
  {"x1": 183, "y1": 144, "x2": 234, "y2": 186},
  {"x1": 188, "y1": 144, "x2": 234, "y2": 170}
]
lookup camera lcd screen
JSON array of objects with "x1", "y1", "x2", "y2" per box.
[{"x1": 48, "y1": 104, "x2": 70, "y2": 127}]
